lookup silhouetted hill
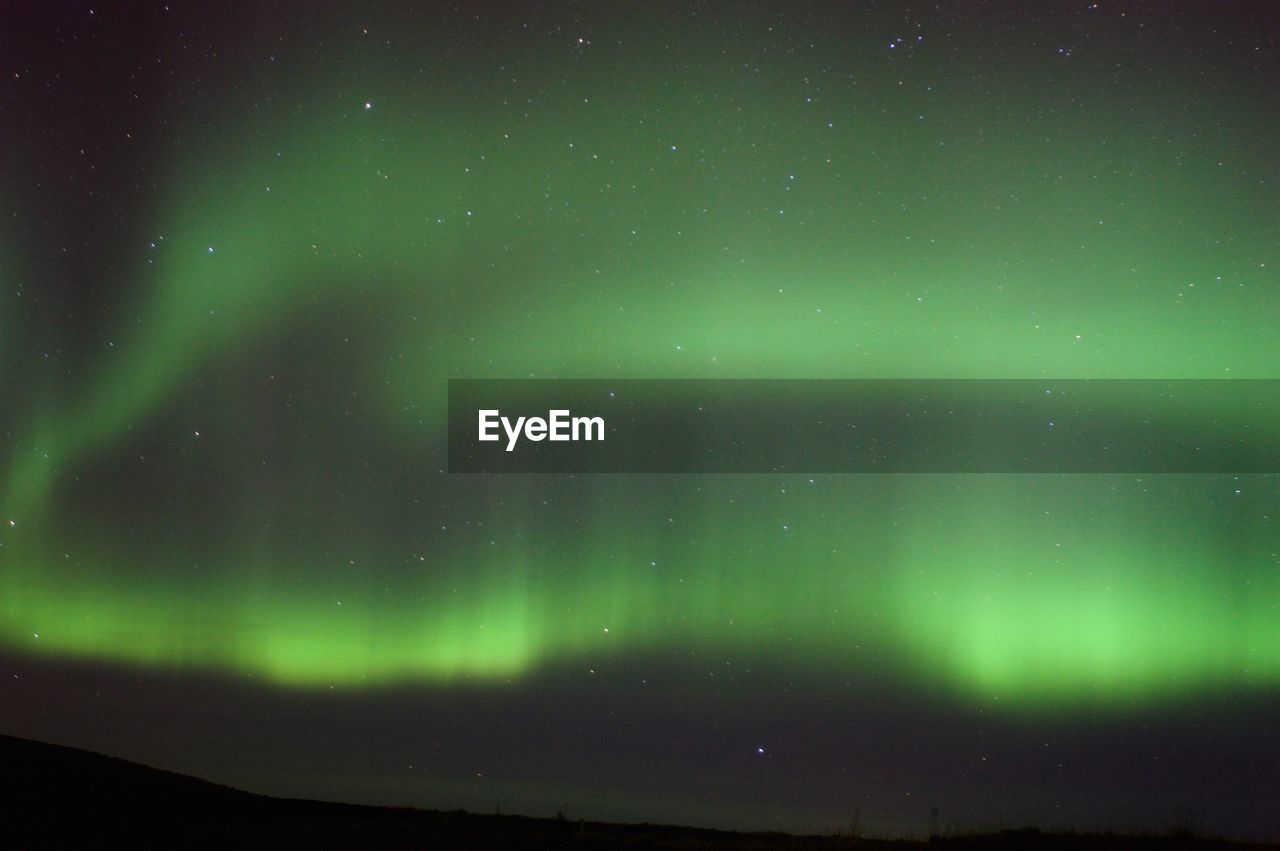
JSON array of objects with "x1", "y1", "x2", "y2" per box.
[{"x1": 2, "y1": 734, "x2": 1274, "y2": 849}]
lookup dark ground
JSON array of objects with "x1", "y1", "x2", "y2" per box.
[{"x1": 3, "y1": 734, "x2": 1274, "y2": 850}]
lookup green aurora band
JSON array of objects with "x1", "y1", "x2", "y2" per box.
[{"x1": 2, "y1": 46, "x2": 1278, "y2": 710}]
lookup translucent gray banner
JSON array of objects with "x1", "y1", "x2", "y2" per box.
[{"x1": 447, "y1": 379, "x2": 1280, "y2": 473}]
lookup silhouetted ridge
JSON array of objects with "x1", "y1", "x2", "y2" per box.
[{"x1": 2, "y1": 735, "x2": 1272, "y2": 849}]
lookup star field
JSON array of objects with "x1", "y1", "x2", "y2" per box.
[{"x1": 1, "y1": 0, "x2": 1277, "y2": 840}]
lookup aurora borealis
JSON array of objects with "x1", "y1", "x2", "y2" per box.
[{"x1": 2, "y1": 0, "x2": 1278, "y2": 840}]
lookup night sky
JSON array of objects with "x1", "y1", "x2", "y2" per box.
[{"x1": 2, "y1": 0, "x2": 1279, "y2": 840}]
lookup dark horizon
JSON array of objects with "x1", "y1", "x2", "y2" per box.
[
  {"x1": 8, "y1": 646, "x2": 1278, "y2": 840},
  {"x1": 4, "y1": 731, "x2": 1275, "y2": 846}
]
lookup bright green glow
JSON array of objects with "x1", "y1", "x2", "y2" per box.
[
  {"x1": 889, "y1": 477, "x2": 1280, "y2": 705},
  {"x1": 3, "y1": 48, "x2": 1278, "y2": 709},
  {"x1": 3, "y1": 476, "x2": 1277, "y2": 705},
  {"x1": 0, "y1": 491, "x2": 897, "y2": 685}
]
